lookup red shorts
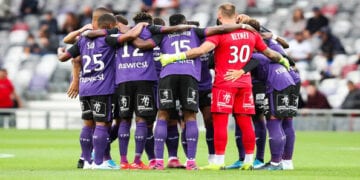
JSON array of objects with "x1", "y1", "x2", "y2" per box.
[{"x1": 211, "y1": 86, "x2": 255, "y2": 114}]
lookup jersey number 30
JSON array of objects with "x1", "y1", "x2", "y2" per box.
[
  {"x1": 82, "y1": 54, "x2": 104, "y2": 74},
  {"x1": 228, "y1": 45, "x2": 250, "y2": 64}
]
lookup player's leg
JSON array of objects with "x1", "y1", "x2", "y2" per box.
[
  {"x1": 199, "y1": 89, "x2": 215, "y2": 164},
  {"x1": 202, "y1": 87, "x2": 235, "y2": 170},
  {"x1": 116, "y1": 83, "x2": 133, "y2": 169},
  {"x1": 79, "y1": 96, "x2": 95, "y2": 169},
  {"x1": 281, "y1": 84, "x2": 298, "y2": 170},
  {"x1": 252, "y1": 82, "x2": 267, "y2": 168},
  {"x1": 130, "y1": 81, "x2": 157, "y2": 169},
  {"x1": 258, "y1": 90, "x2": 287, "y2": 170},
  {"x1": 179, "y1": 75, "x2": 200, "y2": 170},
  {"x1": 233, "y1": 87, "x2": 256, "y2": 170},
  {"x1": 92, "y1": 95, "x2": 114, "y2": 169},
  {"x1": 226, "y1": 122, "x2": 244, "y2": 169},
  {"x1": 153, "y1": 76, "x2": 177, "y2": 170},
  {"x1": 145, "y1": 115, "x2": 156, "y2": 167}
]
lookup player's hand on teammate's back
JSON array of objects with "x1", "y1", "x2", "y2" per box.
[
  {"x1": 67, "y1": 81, "x2": 79, "y2": 99},
  {"x1": 159, "y1": 53, "x2": 186, "y2": 67},
  {"x1": 279, "y1": 57, "x2": 290, "y2": 70},
  {"x1": 224, "y1": 69, "x2": 245, "y2": 82}
]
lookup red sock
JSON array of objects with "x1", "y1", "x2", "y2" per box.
[
  {"x1": 212, "y1": 113, "x2": 229, "y2": 155},
  {"x1": 235, "y1": 114, "x2": 255, "y2": 154}
]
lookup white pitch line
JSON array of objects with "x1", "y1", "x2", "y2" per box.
[{"x1": 0, "y1": 154, "x2": 15, "y2": 158}]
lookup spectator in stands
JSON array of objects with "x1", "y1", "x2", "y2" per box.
[
  {"x1": 304, "y1": 6, "x2": 329, "y2": 38},
  {"x1": 304, "y1": 81, "x2": 331, "y2": 109},
  {"x1": 24, "y1": 33, "x2": 41, "y2": 55},
  {"x1": 341, "y1": 81, "x2": 360, "y2": 109},
  {"x1": 40, "y1": 11, "x2": 58, "y2": 35},
  {"x1": 20, "y1": 0, "x2": 39, "y2": 17},
  {"x1": 318, "y1": 26, "x2": 346, "y2": 62},
  {"x1": 79, "y1": 6, "x2": 92, "y2": 26},
  {"x1": 38, "y1": 26, "x2": 58, "y2": 54},
  {"x1": 141, "y1": 0, "x2": 153, "y2": 12},
  {"x1": 0, "y1": 68, "x2": 22, "y2": 108},
  {"x1": 152, "y1": 0, "x2": 180, "y2": 16},
  {"x1": 287, "y1": 31, "x2": 312, "y2": 63},
  {"x1": 60, "y1": 12, "x2": 80, "y2": 35},
  {"x1": 283, "y1": 8, "x2": 306, "y2": 39}
]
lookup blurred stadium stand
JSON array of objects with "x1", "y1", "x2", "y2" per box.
[{"x1": 0, "y1": 0, "x2": 359, "y2": 130}]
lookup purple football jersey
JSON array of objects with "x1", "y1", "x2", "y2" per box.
[
  {"x1": 198, "y1": 52, "x2": 212, "y2": 91},
  {"x1": 159, "y1": 28, "x2": 202, "y2": 81},
  {"x1": 289, "y1": 68, "x2": 301, "y2": 84},
  {"x1": 115, "y1": 27, "x2": 158, "y2": 84},
  {"x1": 252, "y1": 53, "x2": 295, "y2": 93},
  {"x1": 153, "y1": 46, "x2": 162, "y2": 78},
  {"x1": 77, "y1": 36, "x2": 116, "y2": 96},
  {"x1": 267, "y1": 39, "x2": 286, "y2": 55}
]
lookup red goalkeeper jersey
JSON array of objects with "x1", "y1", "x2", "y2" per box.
[{"x1": 206, "y1": 29, "x2": 267, "y2": 88}]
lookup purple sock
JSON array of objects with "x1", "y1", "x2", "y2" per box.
[
  {"x1": 185, "y1": 120, "x2": 198, "y2": 160},
  {"x1": 145, "y1": 126, "x2": 155, "y2": 160},
  {"x1": 266, "y1": 119, "x2": 285, "y2": 163},
  {"x1": 235, "y1": 123, "x2": 245, "y2": 161},
  {"x1": 80, "y1": 126, "x2": 93, "y2": 163},
  {"x1": 205, "y1": 125, "x2": 215, "y2": 155},
  {"x1": 118, "y1": 121, "x2": 130, "y2": 163},
  {"x1": 134, "y1": 122, "x2": 147, "y2": 163},
  {"x1": 253, "y1": 119, "x2": 266, "y2": 162},
  {"x1": 103, "y1": 139, "x2": 112, "y2": 161},
  {"x1": 93, "y1": 125, "x2": 109, "y2": 165},
  {"x1": 181, "y1": 126, "x2": 187, "y2": 157},
  {"x1": 166, "y1": 125, "x2": 179, "y2": 158},
  {"x1": 282, "y1": 118, "x2": 295, "y2": 160},
  {"x1": 154, "y1": 120, "x2": 167, "y2": 159}
]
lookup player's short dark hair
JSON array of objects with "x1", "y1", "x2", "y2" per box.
[
  {"x1": 153, "y1": 17, "x2": 165, "y2": 26},
  {"x1": 133, "y1": 12, "x2": 153, "y2": 24},
  {"x1": 187, "y1": 21, "x2": 199, "y2": 27},
  {"x1": 97, "y1": 14, "x2": 116, "y2": 29},
  {"x1": 169, "y1": 14, "x2": 186, "y2": 26},
  {"x1": 115, "y1": 14, "x2": 128, "y2": 25},
  {"x1": 243, "y1": 18, "x2": 260, "y2": 32},
  {"x1": 216, "y1": 18, "x2": 222, "y2": 25},
  {"x1": 93, "y1": 7, "x2": 113, "y2": 18},
  {"x1": 218, "y1": 3, "x2": 236, "y2": 18}
]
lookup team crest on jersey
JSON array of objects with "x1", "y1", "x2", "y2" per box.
[
  {"x1": 187, "y1": 88, "x2": 198, "y2": 104},
  {"x1": 87, "y1": 42, "x2": 95, "y2": 49},
  {"x1": 217, "y1": 90, "x2": 233, "y2": 108},
  {"x1": 137, "y1": 94, "x2": 153, "y2": 112},
  {"x1": 92, "y1": 101, "x2": 106, "y2": 118},
  {"x1": 159, "y1": 89, "x2": 173, "y2": 105},
  {"x1": 243, "y1": 92, "x2": 254, "y2": 108},
  {"x1": 119, "y1": 96, "x2": 130, "y2": 112}
]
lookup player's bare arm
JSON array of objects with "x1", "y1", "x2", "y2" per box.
[
  {"x1": 224, "y1": 58, "x2": 260, "y2": 82},
  {"x1": 63, "y1": 24, "x2": 93, "y2": 44},
  {"x1": 118, "y1": 22, "x2": 148, "y2": 43},
  {"x1": 261, "y1": 47, "x2": 290, "y2": 69},
  {"x1": 67, "y1": 57, "x2": 81, "y2": 99},
  {"x1": 57, "y1": 47, "x2": 72, "y2": 62}
]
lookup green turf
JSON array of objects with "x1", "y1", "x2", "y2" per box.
[{"x1": 0, "y1": 130, "x2": 359, "y2": 180}]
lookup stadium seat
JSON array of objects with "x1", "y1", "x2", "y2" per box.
[
  {"x1": 346, "y1": 71, "x2": 360, "y2": 84},
  {"x1": 318, "y1": 78, "x2": 339, "y2": 96},
  {"x1": 9, "y1": 30, "x2": 28, "y2": 45},
  {"x1": 330, "y1": 54, "x2": 348, "y2": 77}
]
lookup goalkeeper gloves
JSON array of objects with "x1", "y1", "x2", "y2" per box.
[
  {"x1": 279, "y1": 57, "x2": 290, "y2": 70},
  {"x1": 159, "y1": 52, "x2": 186, "y2": 67}
]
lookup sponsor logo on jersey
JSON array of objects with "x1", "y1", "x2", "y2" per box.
[
  {"x1": 92, "y1": 101, "x2": 106, "y2": 118},
  {"x1": 80, "y1": 73, "x2": 105, "y2": 83},
  {"x1": 217, "y1": 90, "x2": 233, "y2": 108},
  {"x1": 118, "y1": 61, "x2": 149, "y2": 69}
]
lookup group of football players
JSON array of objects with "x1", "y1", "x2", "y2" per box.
[{"x1": 57, "y1": 2, "x2": 299, "y2": 171}]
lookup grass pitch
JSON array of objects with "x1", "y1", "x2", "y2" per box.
[{"x1": 0, "y1": 130, "x2": 360, "y2": 180}]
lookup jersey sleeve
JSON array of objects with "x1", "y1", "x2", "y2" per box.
[
  {"x1": 194, "y1": 28, "x2": 207, "y2": 39},
  {"x1": 105, "y1": 34, "x2": 121, "y2": 47},
  {"x1": 66, "y1": 41, "x2": 80, "y2": 57},
  {"x1": 205, "y1": 34, "x2": 220, "y2": 47},
  {"x1": 151, "y1": 34, "x2": 164, "y2": 46},
  {"x1": 148, "y1": 25, "x2": 163, "y2": 34},
  {"x1": 106, "y1": 28, "x2": 119, "y2": 35},
  {"x1": 254, "y1": 33, "x2": 268, "y2": 52}
]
